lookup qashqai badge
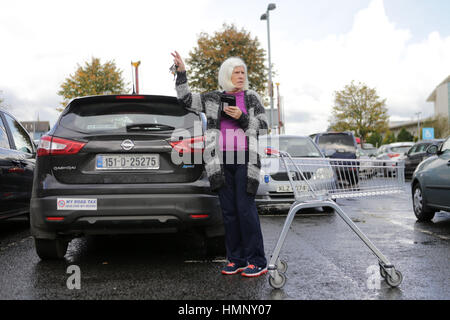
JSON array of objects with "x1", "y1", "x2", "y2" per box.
[{"x1": 121, "y1": 139, "x2": 135, "y2": 151}]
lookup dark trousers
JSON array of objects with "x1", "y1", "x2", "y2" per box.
[{"x1": 218, "y1": 151, "x2": 267, "y2": 267}]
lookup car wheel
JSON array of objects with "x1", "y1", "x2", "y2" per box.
[
  {"x1": 35, "y1": 238, "x2": 69, "y2": 260},
  {"x1": 412, "y1": 183, "x2": 435, "y2": 222}
]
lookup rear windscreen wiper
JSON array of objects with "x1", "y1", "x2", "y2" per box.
[{"x1": 126, "y1": 123, "x2": 175, "y2": 132}]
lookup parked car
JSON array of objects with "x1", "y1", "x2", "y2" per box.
[
  {"x1": 375, "y1": 142, "x2": 414, "y2": 177},
  {"x1": 30, "y1": 95, "x2": 223, "y2": 259},
  {"x1": 0, "y1": 109, "x2": 36, "y2": 220},
  {"x1": 357, "y1": 147, "x2": 376, "y2": 178},
  {"x1": 361, "y1": 145, "x2": 377, "y2": 157},
  {"x1": 310, "y1": 131, "x2": 359, "y2": 185},
  {"x1": 256, "y1": 135, "x2": 334, "y2": 209},
  {"x1": 401, "y1": 139, "x2": 444, "y2": 179},
  {"x1": 411, "y1": 136, "x2": 450, "y2": 221},
  {"x1": 375, "y1": 142, "x2": 414, "y2": 161}
]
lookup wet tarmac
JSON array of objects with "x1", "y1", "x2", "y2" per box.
[{"x1": 0, "y1": 183, "x2": 449, "y2": 300}]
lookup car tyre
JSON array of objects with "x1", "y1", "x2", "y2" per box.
[
  {"x1": 412, "y1": 183, "x2": 435, "y2": 222},
  {"x1": 35, "y1": 238, "x2": 68, "y2": 260}
]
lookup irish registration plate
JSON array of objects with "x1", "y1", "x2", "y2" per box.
[
  {"x1": 96, "y1": 154, "x2": 159, "y2": 170},
  {"x1": 276, "y1": 184, "x2": 309, "y2": 193}
]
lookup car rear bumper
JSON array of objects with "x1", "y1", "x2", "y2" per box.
[{"x1": 30, "y1": 193, "x2": 223, "y2": 239}]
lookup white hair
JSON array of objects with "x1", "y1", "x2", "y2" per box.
[{"x1": 218, "y1": 57, "x2": 249, "y2": 92}]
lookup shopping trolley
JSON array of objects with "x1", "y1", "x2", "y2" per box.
[{"x1": 267, "y1": 151, "x2": 404, "y2": 289}]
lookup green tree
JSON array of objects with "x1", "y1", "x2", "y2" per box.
[
  {"x1": 57, "y1": 57, "x2": 129, "y2": 111},
  {"x1": 329, "y1": 81, "x2": 389, "y2": 142},
  {"x1": 186, "y1": 23, "x2": 268, "y2": 97},
  {"x1": 382, "y1": 130, "x2": 396, "y2": 144},
  {"x1": 366, "y1": 131, "x2": 383, "y2": 148},
  {"x1": 397, "y1": 128, "x2": 414, "y2": 142}
]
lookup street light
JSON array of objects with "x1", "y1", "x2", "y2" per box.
[
  {"x1": 415, "y1": 112, "x2": 422, "y2": 141},
  {"x1": 261, "y1": 3, "x2": 276, "y2": 132}
]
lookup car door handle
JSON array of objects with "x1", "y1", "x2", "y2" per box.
[{"x1": 447, "y1": 160, "x2": 450, "y2": 166}]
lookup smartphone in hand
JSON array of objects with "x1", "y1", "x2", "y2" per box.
[{"x1": 220, "y1": 94, "x2": 236, "y2": 120}]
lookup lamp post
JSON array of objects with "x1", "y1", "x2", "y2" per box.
[
  {"x1": 415, "y1": 112, "x2": 422, "y2": 141},
  {"x1": 261, "y1": 3, "x2": 276, "y2": 133},
  {"x1": 131, "y1": 61, "x2": 141, "y2": 94}
]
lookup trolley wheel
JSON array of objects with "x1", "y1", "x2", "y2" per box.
[
  {"x1": 385, "y1": 269, "x2": 403, "y2": 288},
  {"x1": 277, "y1": 260, "x2": 288, "y2": 273},
  {"x1": 269, "y1": 272, "x2": 287, "y2": 289}
]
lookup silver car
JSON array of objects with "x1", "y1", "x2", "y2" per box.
[
  {"x1": 256, "y1": 135, "x2": 334, "y2": 211},
  {"x1": 375, "y1": 142, "x2": 414, "y2": 176}
]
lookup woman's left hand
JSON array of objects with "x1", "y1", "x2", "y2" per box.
[{"x1": 224, "y1": 106, "x2": 242, "y2": 120}]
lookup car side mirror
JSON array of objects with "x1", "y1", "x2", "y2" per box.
[{"x1": 426, "y1": 144, "x2": 438, "y2": 155}]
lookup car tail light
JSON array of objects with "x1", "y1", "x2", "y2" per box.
[
  {"x1": 265, "y1": 147, "x2": 279, "y2": 155},
  {"x1": 190, "y1": 214, "x2": 209, "y2": 219},
  {"x1": 387, "y1": 153, "x2": 400, "y2": 158},
  {"x1": 46, "y1": 217, "x2": 65, "y2": 221},
  {"x1": 169, "y1": 136, "x2": 204, "y2": 154},
  {"x1": 37, "y1": 135, "x2": 86, "y2": 157}
]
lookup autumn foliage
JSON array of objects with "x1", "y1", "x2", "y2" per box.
[
  {"x1": 329, "y1": 81, "x2": 389, "y2": 141},
  {"x1": 57, "y1": 57, "x2": 129, "y2": 111},
  {"x1": 186, "y1": 24, "x2": 267, "y2": 96}
]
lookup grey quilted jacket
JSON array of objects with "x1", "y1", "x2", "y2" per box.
[{"x1": 175, "y1": 71, "x2": 268, "y2": 195}]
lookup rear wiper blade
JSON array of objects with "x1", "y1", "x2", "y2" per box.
[{"x1": 126, "y1": 123, "x2": 175, "y2": 131}]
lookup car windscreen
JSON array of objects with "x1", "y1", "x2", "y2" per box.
[
  {"x1": 317, "y1": 134, "x2": 356, "y2": 153},
  {"x1": 260, "y1": 137, "x2": 322, "y2": 157},
  {"x1": 391, "y1": 146, "x2": 412, "y2": 154},
  {"x1": 59, "y1": 102, "x2": 199, "y2": 134}
]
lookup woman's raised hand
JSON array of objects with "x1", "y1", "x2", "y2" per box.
[{"x1": 171, "y1": 51, "x2": 186, "y2": 72}]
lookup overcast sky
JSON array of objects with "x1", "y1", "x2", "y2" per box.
[{"x1": 1, "y1": 0, "x2": 449, "y2": 135}]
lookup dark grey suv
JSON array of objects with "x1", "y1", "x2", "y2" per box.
[{"x1": 30, "y1": 95, "x2": 223, "y2": 259}]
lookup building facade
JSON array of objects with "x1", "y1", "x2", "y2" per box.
[
  {"x1": 21, "y1": 121, "x2": 50, "y2": 141},
  {"x1": 427, "y1": 75, "x2": 450, "y2": 123}
]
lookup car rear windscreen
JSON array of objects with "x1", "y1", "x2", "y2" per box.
[
  {"x1": 391, "y1": 146, "x2": 412, "y2": 154},
  {"x1": 317, "y1": 134, "x2": 356, "y2": 153},
  {"x1": 260, "y1": 137, "x2": 322, "y2": 157},
  {"x1": 59, "y1": 102, "x2": 199, "y2": 134}
]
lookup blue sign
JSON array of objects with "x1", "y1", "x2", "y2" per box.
[{"x1": 422, "y1": 128, "x2": 434, "y2": 140}]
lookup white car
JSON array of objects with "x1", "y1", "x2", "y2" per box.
[
  {"x1": 256, "y1": 135, "x2": 335, "y2": 211},
  {"x1": 375, "y1": 142, "x2": 414, "y2": 177},
  {"x1": 357, "y1": 147, "x2": 376, "y2": 178}
]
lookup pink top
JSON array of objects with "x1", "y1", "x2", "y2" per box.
[{"x1": 219, "y1": 91, "x2": 248, "y2": 151}]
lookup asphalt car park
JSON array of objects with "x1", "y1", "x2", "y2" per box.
[
  {"x1": 1, "y1": 99, "x2": 449, "y2": 300},
  {"x1": 0, "y1": 183, "x2": 449, "y2": 300}
]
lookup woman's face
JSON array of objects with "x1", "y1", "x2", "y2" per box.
[{"x1": 231, "y1": 66, "x2": 245, "y2": 91}]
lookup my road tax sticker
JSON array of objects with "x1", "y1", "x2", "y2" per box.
[{"x1": 57, "y1": 198, "x2": 97, "y2": 211}]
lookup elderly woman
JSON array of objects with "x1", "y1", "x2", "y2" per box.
[{"x1": 171, "y1": 51, "x2": 269, "y2": 277}]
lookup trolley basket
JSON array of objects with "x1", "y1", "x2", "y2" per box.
[{"x1": 267, "y1": 151, "x2": 404, "y2": 289}]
